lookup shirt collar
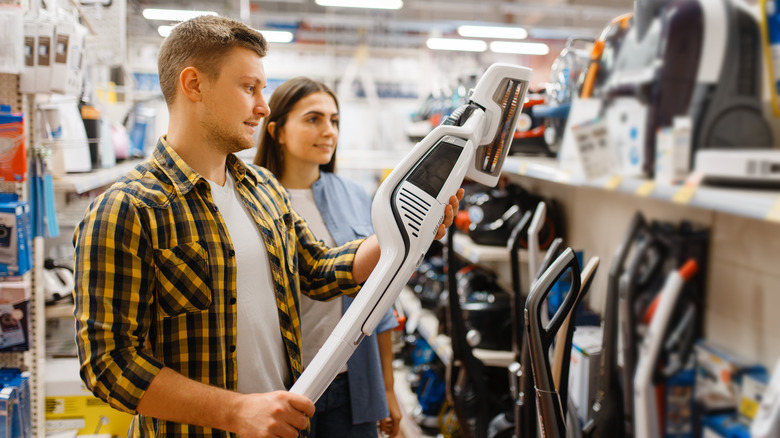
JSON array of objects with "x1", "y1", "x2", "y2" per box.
[{"x1": 152, "y1": 136, "x2": 261, "y2": 194}]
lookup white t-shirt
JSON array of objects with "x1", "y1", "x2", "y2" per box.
[
  {"x1": 286, "y1": 188, "x2": 348, "y2": 374},
  {"x1": 208, "y1": 171, "x2": 290, "y2": 394}
]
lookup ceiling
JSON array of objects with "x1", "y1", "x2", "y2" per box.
[{"x1": 127, "y1": 0, "x2": 633, "y2": 47}]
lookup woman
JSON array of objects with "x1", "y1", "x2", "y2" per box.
[{"x1": 255, "y1": 77, "x2": 402, "y2": 437}]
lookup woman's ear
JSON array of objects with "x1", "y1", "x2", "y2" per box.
[
  {"x1": 267, "y1": 121, "x2": 277, "y2": 140},
  {"x1": 268, "y1": 121, "x2": 285, "y2": 145}
]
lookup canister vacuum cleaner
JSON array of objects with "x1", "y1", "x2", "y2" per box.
[{"x1": 291, "y1": 63, "x2": 533, "y2": 402}]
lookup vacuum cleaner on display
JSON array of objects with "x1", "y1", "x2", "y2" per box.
[
  {"x1": 604, "y1": 0, "x2": 773, "y2": 177},
  {"x1": 582, "y1": 213, "x2": 649, "y2": 438},
  {"x1": 525, "y1": 248, "x2": 597, "y2": 438},
  {"x1": 290, "y1": 63, "x2": 532, "y2": 402},
  {"x1": 633, "y1": 259, "x2": 698, "y2": 438}
]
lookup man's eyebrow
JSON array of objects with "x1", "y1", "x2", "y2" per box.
[{"x1": 240, "y1": 75, "x2": 265, "y2": 84}]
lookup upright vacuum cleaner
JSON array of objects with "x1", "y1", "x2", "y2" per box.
[
  {"x1": 291, "y1": 63, "x2": 532, "y2": 402},
  {"x1": 633, "y1": 259, "x2": 699, "y2": 438},
  {"x1": 582, "y1": 212, "x2": 648, "y2": 438},
  {"x1": 525, "y1": 248, "x2": 599, "y2": 438}
]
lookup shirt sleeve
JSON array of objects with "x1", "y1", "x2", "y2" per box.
[
  {"x1": 375, "y1": 307, "x2": 399, "y2": 334},
  {"x1": 73, "y1": 189, "x2": 164, "y2": 414},
  {"x1": 293, "y1": 206, "x2": 364, "y2": 300}
]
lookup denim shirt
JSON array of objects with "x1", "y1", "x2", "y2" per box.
[{"x1": 311, "y1": 171, "x2": 399, "y2": 424}]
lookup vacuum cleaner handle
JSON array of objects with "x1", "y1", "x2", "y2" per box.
[
  {"x1": 552, "y1": 257, "x2": 600, "y2": 398},
  {"x1": 536, "y1": 237, "x2": 565, "y2": 281},
  {"x1": 525, "y1": 247, "x2": 582, "y2": 438}
]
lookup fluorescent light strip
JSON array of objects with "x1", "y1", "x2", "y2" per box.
[
  {"x1": 490, "y1": 41, "x2": 550, "y2": 55},
  {"x1": 315, "y1": 0, "x2": 403, "y2": 10},
  {"x1": 143, "y1": 8, "x2": 218, "y2": 21},
  {"x1": 427, "y1": 37, "x2": 487, "y2": 52},
  {"x1": 158, "y1": 25, "x2": 175, "y2": 37},
  {"x1": 260, "y1": 30, "x2": 294, "y2": 43},
  {"x1": 458, "y1": 25, "x2": 528, "y2": 40}
]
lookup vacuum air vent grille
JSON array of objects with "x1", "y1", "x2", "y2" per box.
[{"x1": 398, "y1": 188, "x2": 431, "y2": 238}]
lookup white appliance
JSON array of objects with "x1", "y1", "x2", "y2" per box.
[{"x1": 694, "y1": 149, "x2": 780, "y2": 186}]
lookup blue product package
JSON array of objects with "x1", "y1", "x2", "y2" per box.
[
  {"x1": 0, "y1": 194, "x2": 30, "y2": 277},
  {"x1": 665, "y1": 368, "x2": 695, "y2": 438},
  {"x1": 0, "y1": 369, "x2": 29, "y2": 438},
  {"x1": 701, "y1": 413, "x2": 750, "y2": 438}
]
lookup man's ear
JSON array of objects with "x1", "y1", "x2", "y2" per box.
[{"x1": 179, "y1": 67, "x2": 204, "y2": 102}]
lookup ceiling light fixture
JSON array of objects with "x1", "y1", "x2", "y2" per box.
[
  {"x1": 158, "y1": 25, "x2": 175, "y2": 38},
  {"x1": 426, "y1": 37, "x2": 487, "y2": 52},
  {"x1": 142, "y1": 8, "x2": 218, "y2": 22},
  {"x1": 457, "y1": 25, "x2": 528, "y2": 40},
  {"x1": 490, "y1": 41, "x2": 550, "y2": 55},
  {"x1": 315, "y1": 0, "x2": 403, "y2": 10},
  {"x1": 260, "y1": 30, "x2": 295, "y2": 43}
]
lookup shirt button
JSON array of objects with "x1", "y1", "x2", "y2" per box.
[
  {"x1": 228, "y1": 249, "x2": 236, "y2": 257},
  {"x1": 230, "y1": 345, "x2": 236, "y2": 352},
  {"x1": 211, "y1": 205, "x2": 219, "y2": 212},
  {"x1": 230, "y1": 297, "x2": 236, "y2": 305}
]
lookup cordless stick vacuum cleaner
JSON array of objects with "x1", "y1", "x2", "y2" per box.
[
  {"x1": 582, "y1": 212, "x2": 647, "y2": 438},
  {"x1": 290, "y1": 63, "x2": 532, "y2": 402},
  {"x1": 526, "y1": 248, "x2": 595, "y2": 438},
  {"x1": 633, "y1": 259, "x2": 698, "y2": 438}
]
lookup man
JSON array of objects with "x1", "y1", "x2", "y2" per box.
[{"x1": 73, "y1": 14, "x2": 461, "y2": 438}]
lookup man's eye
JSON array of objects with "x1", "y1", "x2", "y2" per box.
[{"x1": 247, "y1": 86, "x2": 255, "y2": 93}]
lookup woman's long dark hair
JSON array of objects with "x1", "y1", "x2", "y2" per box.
[{"x1": 254, "y1": 77, "x2": 338, "y2": 178}]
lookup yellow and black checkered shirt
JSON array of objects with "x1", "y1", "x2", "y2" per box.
[{"x1": 73, "y1": 138, "x2": 363, "y2": 437}]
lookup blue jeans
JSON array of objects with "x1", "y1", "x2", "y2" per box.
[{"x1": 309, "y1": 373, "x2": 378, "y2": 438}]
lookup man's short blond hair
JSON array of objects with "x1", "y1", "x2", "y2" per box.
[{"x1": 157, "y1": 15, "x2": 268, "y2": 106}]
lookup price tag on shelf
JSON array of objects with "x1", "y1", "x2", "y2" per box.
[
  {"x1": 519, "y1": 161, "x2": 529, "y2": 176},
  {"x1": 605, "y1": 175, "x2": 622, "y2": 191},
  {"x1": 766, "y1": 198, "x2": 780, "y2": 223},
  {"x1": 635, "y1": 181, "x2": 655, "y2": 197},
  {"x1": 672, "y1": 185, "x2": 697, "y2": 204}
]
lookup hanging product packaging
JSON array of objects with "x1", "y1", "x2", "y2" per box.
[
  {"x1": 763, "y1": 0, "x2": 780, "y2": 116},
  {"x1": 0, "y1": 105, "x2": 27, "y2": 183}
]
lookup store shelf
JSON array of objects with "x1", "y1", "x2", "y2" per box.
[
  {"x1": 53, "y1": 160, "x2": 143, "y2": 194},
  {"x1": 502, "y1": 156, "x2": 780, "y2": 223}
]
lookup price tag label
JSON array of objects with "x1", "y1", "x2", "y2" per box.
[
  {"x1": 605, "y1": 175, "x2": 622, "y2": 191},
  {"x1": 766, "y1": 198, "x2": 780, "y2": 223},
  {"x1": 672, "y1": 185, "x2": 697, "y2": 204},
  {"x1": 635, "y1": 181, "x2": 655, "y2": 197},
  {"x1": 519, "y1": 161, "x2": 529, "y2": 176}
]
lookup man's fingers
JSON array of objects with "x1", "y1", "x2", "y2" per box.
[{"x1": 287, "y1": 393, "x2": 315, "y2": 417}]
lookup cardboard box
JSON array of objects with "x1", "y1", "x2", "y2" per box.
[
  {"x1": 569, "y1": 325, "x2": 602, "y2": 424},
  {"x1": 45, "y1": 358, "x2": 133, "y2": 436}
]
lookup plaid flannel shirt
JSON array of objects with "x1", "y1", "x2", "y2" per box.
[{"x1": 73, "y1": 138, "x2": 363, "y2": 437}]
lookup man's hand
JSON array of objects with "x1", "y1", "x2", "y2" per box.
[
  {"x1": 434, "y1": 188, "x2": 465, "y2": 240},
  {"x1": 233, "y1": 391, "x2": 315, "y2": 438}
]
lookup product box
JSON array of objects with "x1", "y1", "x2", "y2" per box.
[
  {"x1": 0, "y1": 279, "x2": 31, "y2": 352},
  {"x1": 694, "y1": 340, "x2": 767, "y2": 412},
  {"x1": 737, "y1": 369, "x2": 769, "y2": 425},
  {"x1": 0, "y1": 368, "x2": 31, "y2": 438},
  {"x1": 19, "y1": 19, "x2": 36, "y2": 94},
  {"x1": 0, "y1": 105, "x2": 27, "y2": 183},
  {"x1": 569, "y1": 325, "x2": 602, "y2": 425},
  {"x1": 655, "y1": 117, "x2": 692, "y2": 185},
  {"x1": 664, "y1": 368, "x2": 695, "y2": 438},
  {"x1": 36, "y1": 19, "x2": 55, "y2": 94},
  {"x1": 0, "y1": 195, "x2": 31, "y2": 277},
  {"x1": 50, "y1": 18, "x2": 88, "y2": 97},
  {"x1": 45, "y1": 358, "x2": 133, "y2": 436},
  {"x1": 701, "y1": 413, "x2": 750, "y2": 438}
]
